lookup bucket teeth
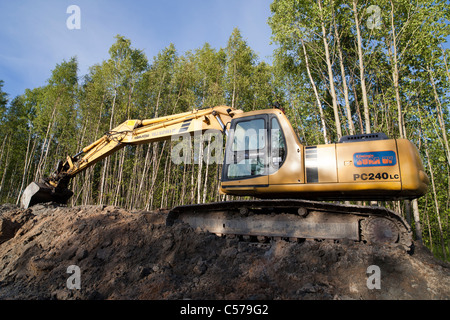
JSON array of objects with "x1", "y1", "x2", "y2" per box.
[{"x1": 20, "y1": 182, "x2": 73, "y2": 209}]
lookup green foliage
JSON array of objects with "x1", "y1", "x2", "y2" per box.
[
  {"x1": 270, "y1": 0, "x2": 450, "y2": 260},
  {"x1": 225, "y1": 28, "x2": 259, "y2": 111}
]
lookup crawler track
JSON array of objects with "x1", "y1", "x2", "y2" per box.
[{"x1": 167, "y1": 199, "x2": 412, "y2": 250}]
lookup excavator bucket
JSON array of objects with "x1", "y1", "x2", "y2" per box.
[{"x1": 20, "y1": 182, "x2": 73, "y2": 209}]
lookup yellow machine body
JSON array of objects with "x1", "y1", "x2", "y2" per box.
[{"x1": 220, "y1": 109, "x2": 429, "y2": 200}]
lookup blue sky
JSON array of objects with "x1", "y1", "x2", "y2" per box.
[
  {"x1": 0, "y1": 1, "x2": 448, "y2": 101},
  {"x1": 0, "y1": 0, "x2": 274, "y2": 99}
]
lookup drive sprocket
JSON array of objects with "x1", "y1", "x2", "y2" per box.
[{"x1": 361, "y1": 216, "x2": 412, "y2": 249}]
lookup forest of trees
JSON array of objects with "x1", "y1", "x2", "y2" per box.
[{"x1": 0, "y1": 0, "x2": 449, "y2": 260}]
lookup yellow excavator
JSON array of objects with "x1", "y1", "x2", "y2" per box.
[{"x1": 21, "y1": 105, "x2": 429, "y2": 249}]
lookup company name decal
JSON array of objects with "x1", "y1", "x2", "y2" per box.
[{"x1": 353, "y1": 151, "x2": 397, "y2": 167}]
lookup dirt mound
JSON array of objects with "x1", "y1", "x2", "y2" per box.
[{"x1": 0, "y1": 203, "x2": 449, "y2": 300}]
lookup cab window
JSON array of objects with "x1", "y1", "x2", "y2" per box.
[
  {"x1": 232, "y1": 119, "x2": 266, "y2": 151},
  {"x1": 270, "y1": 117, "x2": 286, "y2": 171},
  {"x1": 227, "y1": 118, "x2": 267, "y2": 179}
]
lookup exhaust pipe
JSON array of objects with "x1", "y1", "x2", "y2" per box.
[{"x1": 20, "y1": 181, "x2": 74, "y2": 209}]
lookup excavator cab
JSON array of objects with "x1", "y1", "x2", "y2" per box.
[{"x1": 221, "y1": 110, "x2": 290, "y2": 190}]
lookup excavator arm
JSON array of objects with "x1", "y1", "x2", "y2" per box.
[{"x1": 21, "y1": 106, "x2": 241, "y2": 208}]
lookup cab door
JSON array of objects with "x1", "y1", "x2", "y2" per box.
[{"x1": 221, "y1": 115, "x2": 269, "y2": 187}]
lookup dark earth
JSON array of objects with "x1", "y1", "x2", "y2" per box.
[{"x1": 0, "y1": 203, "x2": 449, "y2": 300}]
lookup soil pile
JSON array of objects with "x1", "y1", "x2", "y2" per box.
[{"x1": 0, "y1": 203, "x2": 448, "y2": 300}]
